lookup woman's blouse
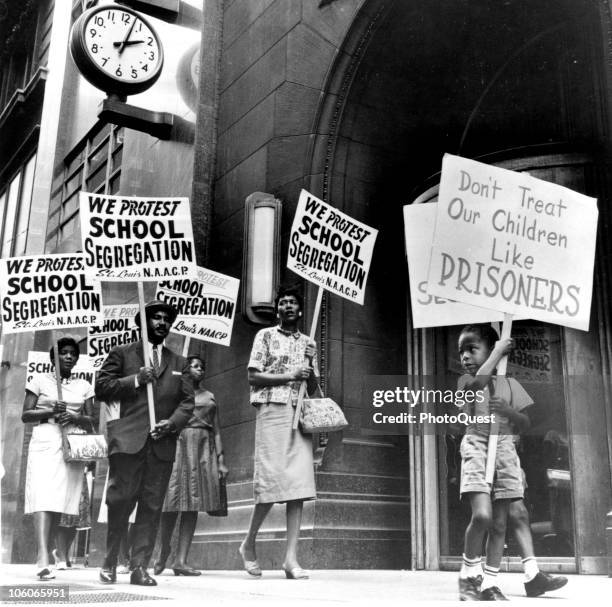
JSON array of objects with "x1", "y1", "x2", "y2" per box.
[
  {"x1": 247, "y1": 326, "x2": 319, "y2": 406},
  {"x1": 26, "y1": 373, "x2": 94, "y2": 415},
  {"x1": 187, "y1": 389, "x2": 217, "y2": 430}
]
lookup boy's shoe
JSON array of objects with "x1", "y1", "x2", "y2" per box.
[
  {"x1": 479, "y1": 586, "x2": 509, "y2": 601},
  {"x1": 459, "y1": 575, "x2": 483, "y2": 601},
  {"x1": 524, "y1": 572, "x2": 568, "y2": 597}
]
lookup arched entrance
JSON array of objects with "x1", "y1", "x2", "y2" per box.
[{"x1": 310, "y1": 0, "x2": 612, "y2": 571}]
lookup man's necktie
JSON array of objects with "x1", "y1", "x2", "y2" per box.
[{"x1": 152, "y1": 347, "x2": 160, "y2": 378}]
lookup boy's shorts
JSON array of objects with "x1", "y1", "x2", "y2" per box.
[{"x1": 460, "y1": 433, "x2": 524, "y2": 500}]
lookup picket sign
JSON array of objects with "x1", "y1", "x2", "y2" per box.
[
  {"x1": 137, "y1": 282, "x2": 156, "y2": 429},
  {"x1": 79, "y1": 193, "x2": 200, "y2": 429},
  {"x1": 292, "y1": 287, "x2": 324, "y2": 431},
  {"x1": 155, "y1": 267, "x2": 240, "y2": 347},
  {"x1": 287, "y1": 190, "x2": 377, "y2": 430},
  {"x1": 89, "y1": 304, "x2": 140, "y2": 370},
  {"x1": 426, "y1": 155, "x2": 598, "y2": 487}
]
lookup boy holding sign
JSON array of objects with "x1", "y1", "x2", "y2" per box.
[{"x1": 455, "y1": 324, "x2": 566, "y2": 600}]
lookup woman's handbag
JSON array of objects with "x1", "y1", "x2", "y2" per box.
[
  {"x1": 61, "y1": 423, "x2": 108, "y2": 463},
  {"x1": 207, "y1": 476, "x2": 228, "y2": 517},
  {"x1": 299, "y1": 396, "x2": 349, "y2": 433}
]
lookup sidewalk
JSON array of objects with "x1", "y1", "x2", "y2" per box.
[{"x1": 0, "y1": 565, "x2": 609, "y2": 606}]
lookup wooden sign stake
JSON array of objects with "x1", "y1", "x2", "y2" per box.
[
  {"x1": 52, "y1": 331, "x2": 63, "y2": 402},
  {"x1": 137, "y1": 282, "x2": 156, "y2": 428},
  {"x1": 293, "y1": 287, "x2": 324, "y2": 430},
  {"x1": 485, "y1": 312, "x2": 513, "y2": 485},
  {"x1": 182, "y1": 336, "x2": 191, "y2": 357}
]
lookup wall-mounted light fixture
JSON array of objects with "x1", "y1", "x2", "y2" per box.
[{"x1": 242, "y1": 192, "x2": 282, "y2": 324}]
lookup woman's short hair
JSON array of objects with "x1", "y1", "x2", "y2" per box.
[
  {"x1": 49, "y1": 337, "x2": 81, "y2": 362},
  {"x1": 274, "y1": 284, "x2": 303, "y2": 313},
  {"x1": 186, "y1": 355, "x2": 204, "y2": 367},
  {"x1": 459, "y1": 324, "x2": 500, "y2": 349}
]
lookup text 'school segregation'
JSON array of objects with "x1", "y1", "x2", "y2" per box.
[
  {"x1": 0, "y1": 254, "x2": 103, "y2": 334},
  {"x1": 79, "y1": 193, "x2": 198, "y2": 281},
  {"x1": 288, "y1": 189, "x2": 378, "y2": 305},
  {"x1": 403, "y1": 203, "x2": 507, "y2": 328},
  {"x1": 428, "y1": 154, "x2": 598, "y2": 331},
  {"x1": 88, "y1": 304, "x2": 140, "y2": 369},
  {"x1": 506, "y1": 325, "x2": 553, "y2": 383},
  {"x1": 27, "y1": 351, "x2": 95, "y2": 385},
  {"x1": 155, "y1": 266, "x2": 240, "y2": 347}
]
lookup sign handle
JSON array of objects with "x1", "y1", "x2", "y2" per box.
[
  {"x1": 182, "y1": 336, "x2": 191, "y2": 357},
  {"x1": 52, "y1": 330, "x2": 63, "y2": 402},
  {"x1": 485, "y1": 313, "x2": 513, "y2": 485},
  {"x1": 292, "y1": 287, "x2": 324, "y2": 430},
  {"x1": 137, "y1": 282, "x2": 156, "y2": 429}
]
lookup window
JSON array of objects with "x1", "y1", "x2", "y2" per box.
[
  {"x1": 0, "y1": 0, "x2": 54, "y2": 115},
  {"x1": 46, "y1": 124, "x2": 123, "y2": 250},
  {"x1": 0, "y1": 153, "x2": 37, "y2": 258}
]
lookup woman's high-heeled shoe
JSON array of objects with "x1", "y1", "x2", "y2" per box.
[
  {"x1": 172, "y1": 566, "x2": 201, "y2": 576},
  {"x1": 153, "y1": 556, "x2": 168, "y2": 576},
  {"x1": 52, "y1": 549, "x2": 67, "y2": 570},
  {"x1": 238, "y1": 542, "x2": 262, "y2": 577},
  {"x1": 283, "y1": 565, "x2": 309, "y2": 579},
  {"x1": 36, "y1": 566, "x2": 56, "y2": 581}
]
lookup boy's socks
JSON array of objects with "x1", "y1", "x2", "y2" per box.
[
  {"x1": 481, "y1": 565, "x2": 500, "y2": 590},
  {"x1": 459, "y1": 554, "x2": 483, "y2": 579},
  {"x1": 522, "y1": 556, "x2": 539, "y2": 582}
]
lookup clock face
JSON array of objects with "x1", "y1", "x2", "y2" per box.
[{"x1": 70, "y1": 6, "x2": 164, "y2": 96}]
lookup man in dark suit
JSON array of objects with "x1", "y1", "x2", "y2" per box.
[{"x1": 96, "y1": 300, "x2": 194, "y2": 586}]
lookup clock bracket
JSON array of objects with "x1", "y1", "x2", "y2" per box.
[{"x1": 98, "y1": 95, "x2": 174, "y2": 140}]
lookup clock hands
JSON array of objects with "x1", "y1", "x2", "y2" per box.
[
  {"x1": 117, "y1": 17, "x2": 137, "y2": 55},
  {"x1": 113, "y1": 40, "x2": 144, "y2": 48}
]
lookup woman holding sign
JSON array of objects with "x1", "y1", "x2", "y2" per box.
[
  {"x1": 21, "y1": 338, "x2": 95, "y2": 580},
  {"x1": 239, "y1": 285, "x2": 319, "y2": 580}
]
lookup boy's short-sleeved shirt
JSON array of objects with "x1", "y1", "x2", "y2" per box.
[
  {"x1": 248, "y1": 326, "x2": 319, "y2": 406},
  {"x1": 457, "y1": 374, "x2": 533, "y2": 435}
]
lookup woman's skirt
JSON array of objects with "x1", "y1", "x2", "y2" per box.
[
  {"x1": 25, "y1": 423, "x2": 82, "y2": 515},
  {"x1": 253, "y1": 402, "x2": 316, "y2": 504},
  {"x1": 59, "y1": 472, "x2": 91, "y2": 529},
  {"x1": 163, "y1": 427, "x2": 222, "y2": 513}
]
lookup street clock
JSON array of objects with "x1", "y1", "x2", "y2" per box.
[{"x1": 70, "y1": 4, "x2": 164, "y2": 97}]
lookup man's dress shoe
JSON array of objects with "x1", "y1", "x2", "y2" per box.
[{"x1": 130, "y1": 566, "x2": 157, "y2": 586}]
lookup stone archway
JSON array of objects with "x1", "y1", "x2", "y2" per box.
[{"x1": 307, "y1": 0, "x2": 611, "y2": 570}]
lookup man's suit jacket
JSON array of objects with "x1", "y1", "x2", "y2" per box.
[{"x1": 95, "y1": 340, "x2": 194, "y2": 461}]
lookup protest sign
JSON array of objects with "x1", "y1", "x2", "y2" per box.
[
  {"x1": 26, "y1": 351, "x2": 95, "y2": 385},
  {"x1": 506, "y1": 325, "x2": 553, "y2": 383},
  {"x1": 88, "y1": 304, "x2": 140, "y2": 369},
  {"x1": 428, "y1": 154, "x2": 598, "y2": 331},
  {"x1": 404, "y1": 204, "x2": 508, "y2": 328},
  {"x1": 79, "y1": 192, "x2": 197, "y2": 281},
  {"x1": 0, "y1": 254, "x2": 102, "y2": 334},
  {"x1": 288, "y1": 189, "x2": 377, "y2": 305},
  {"x1": 155, "y1": 266, "x2": 239, "y2": 347}
]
